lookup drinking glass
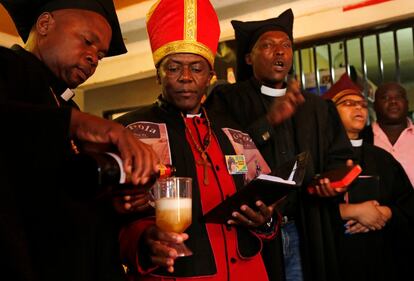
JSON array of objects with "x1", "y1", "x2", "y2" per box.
[{"x1": 153, "y1": 177, "x2": 192, "y2": 256}]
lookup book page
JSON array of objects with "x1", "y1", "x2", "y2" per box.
[
  {"x1": 257, "y1": 174, "x2": 295, "y2": 185},
  {"x1": 287, "y1": 161, "x2": 297, "y2": 181}
]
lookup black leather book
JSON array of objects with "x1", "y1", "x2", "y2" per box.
[
  {"x1": 203, "y1": 151, "x2": 310, "y2": 224},
  {"x1": 348, "y1": 175, "x2": 380, "y2": 203}
]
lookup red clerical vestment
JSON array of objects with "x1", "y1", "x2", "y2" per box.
[
  {"x1": 182, "y1": 115, "x2": 269, "y2": 281},
  {"x1": 122, "y1": 115, "x2": 270, "y2": 281}
]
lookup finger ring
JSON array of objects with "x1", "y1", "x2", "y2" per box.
[{"x1": 247, "y1": 219, "x2": 253, "y2": 225}]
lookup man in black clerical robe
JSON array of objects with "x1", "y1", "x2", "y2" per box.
[
  {"x1": 0, "y1": 104, "x2": 126, "y2": 281},
  {"x1": 206, "y1": 9, "x2": 353, "y2": 281},
  {"x1": 0, "y1": 1, "x2": 158, "y2": 280}
]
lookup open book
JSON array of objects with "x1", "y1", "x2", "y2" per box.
[{"x1": 203, "y1": 152, "x2": 310, "y2": 224}]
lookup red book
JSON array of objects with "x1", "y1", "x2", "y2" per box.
[{"x1": 307, "y1": 164, "x2": 362, "y2": 194}]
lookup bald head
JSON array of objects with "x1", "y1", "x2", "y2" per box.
[{"x1": 26, "y1": 9, "x2": 112, "y2": 88}]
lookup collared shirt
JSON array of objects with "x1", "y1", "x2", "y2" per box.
[{"x1": 372, "y1": 118, "x2": 414, "y2": 187}]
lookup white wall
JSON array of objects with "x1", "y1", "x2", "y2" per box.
[{"x1": 82, "y1": 75, "x2": 160, "y2": 117}]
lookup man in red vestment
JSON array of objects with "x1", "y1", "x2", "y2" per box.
[{"x1": 116, "y1": 0, "x2": 281, "y2": 280}]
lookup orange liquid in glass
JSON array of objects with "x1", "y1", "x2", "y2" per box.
[{"x1": 155, "y1": 198, "x2": 192, "y2": 233}]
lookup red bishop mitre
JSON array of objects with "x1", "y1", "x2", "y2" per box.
[
  {"x1": 322, "y1": 73, "x2": 363, "y2": 104},
  {"x1": 146, "y1": 0, "x2": 220, "y2": 68}
]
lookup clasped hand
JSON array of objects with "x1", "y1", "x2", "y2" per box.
[{"x1": 343, "y1": 200, "x2": 392, "y2": 234}]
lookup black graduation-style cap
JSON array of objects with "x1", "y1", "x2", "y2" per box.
[
  {"x1": 231, "y1": 9, "x2": 294, "y2": 81},
  {"x1": 0, "y1": 0, "x2": 127, "y2": 57}
]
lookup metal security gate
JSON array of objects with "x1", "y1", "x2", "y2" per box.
[{"x1": 293, "y1": 19, "x2": 414, "y2": 105}]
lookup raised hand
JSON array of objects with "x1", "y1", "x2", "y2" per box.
[{"x1": 266, "y1": 78, "x2": 305, "y2": 126}]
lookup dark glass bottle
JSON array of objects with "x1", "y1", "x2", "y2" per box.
[{"x1": 68, "y1": 152, "x2": 175, "y2": 195}]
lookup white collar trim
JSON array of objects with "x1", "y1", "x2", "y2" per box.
[
  {"x1": 186, "y1": 113, "x2": 202, "y2": 118},
  {"x1": 350, "y1": 139, "x2": 363, "y2": 147},
  {"x1": 260, "y1": 85, "x2": 286, "y2": 97},
  {"x1": 61, "y1": 88, "x2": 75, "y2": 101}
]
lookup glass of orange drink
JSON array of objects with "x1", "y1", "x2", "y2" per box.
[{"x1": 153, "y1": 177, "x2": 192, "y2": 256}]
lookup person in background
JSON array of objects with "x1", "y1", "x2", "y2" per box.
[
  {"x1": 361, "y1": 82, "x2": 414, "y2": 187},
  {"x1": 0, "y1": 0, "x2": 158, "y2": 280},
  {"x1": 116, "y1": 0, "x2": 278, "y2": 280},
  {"x1": 205, "y1": 9, "x2": 353, "y2": 281},
  {"x1": 324, "y1": 73, "x2": 414, "y2": 281}
]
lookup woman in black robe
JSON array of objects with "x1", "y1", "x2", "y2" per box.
[{"x1": 326, "y1": 75, "x2": 414, "y2": 281}]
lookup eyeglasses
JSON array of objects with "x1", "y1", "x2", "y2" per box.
[{"x1": 336, "y1": 99, "x2": 368, "y2": 108}]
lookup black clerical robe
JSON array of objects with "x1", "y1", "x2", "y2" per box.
[
  {"x1": 117, "y1": 100, "x2": 274, "y2": 280},
  {"x1": 338, "y1": 142, "x2": 414, "y2": 281},
  {"x1": 206, "y1": 78, "x2": 354, "y2": 281},
  {"x1": 0, "y1": 45, "x2": 125, "y2": 281}
]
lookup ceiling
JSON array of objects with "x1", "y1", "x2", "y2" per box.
[
  {"x1": 1, "y1": 0, "x2": 413, "y2": 92},
  {"x1": 0, "y1": 4, "x2": 17, "y2": 36},
  {"x1": 0, "y1": 0, "x2": 291, "y2": 90},
  {"x1": 0, "y1": 0, "x2": 147, "y2": 37},
  {"x1": 0, "y1": 0, "x2": 249, "y2": 37}
]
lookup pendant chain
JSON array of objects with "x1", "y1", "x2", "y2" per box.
[
  {"x1": 181, "y1": 107, "x2": 212, "y2": 185},
  {"x1": 181, "y1": 107, "x2": 212, "y2": 156}
]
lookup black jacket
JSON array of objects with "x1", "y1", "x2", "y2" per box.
[
  {"x1": 206, "y1": 78, "x2": 354, "y2": 281},
  {"x1": 0, "y1": 45, "x2": 125, "y2": 281}
]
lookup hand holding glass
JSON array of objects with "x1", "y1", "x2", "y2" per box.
[{"x1": 153, "y1": 177, "x2": 192, "y2": 256}]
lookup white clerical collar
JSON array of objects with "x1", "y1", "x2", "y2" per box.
[
  {"x1": 260, "y1": 85, "x2": 286, "y2": 97},
  {"x1": 350, "y1": 139, "x2": 363, "y2": 147},
  {"x1": 61, "y1": 88, "x2": 75, "y2": 101},
  {"x1": 186, "y1": 113, "x2": 202, "y2": 118}
]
